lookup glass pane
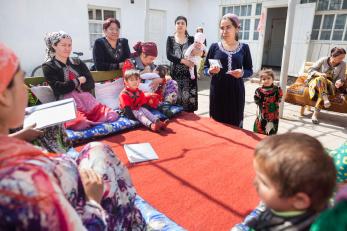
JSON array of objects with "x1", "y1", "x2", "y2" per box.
[
  {"x1": 241, "y1": 5, "x2": 247, "y2": 16},
  {"x1": 332, "y1": 30, "x2": 343, "y2": 40},
  {"x1": 104, "y1": 10, "x2": 116, "y2": 20},
  {"x1": 301, "y1": 0, "x2": 308, "y2": 3},
  {"x1": 311, "y1": 30, "x2": 319, "y2": 39},
  {"x1": 247, "y1": 5, "x2": 252, "y2": 16},
  {"x1": 222, "y1": 7, "x2": 227, "y2": 15},
  {"x1": 234, "y1": 6, "x2": 240, "y2": 15},
  {"x1": 309, "y1": 0, "x2": 317, "y2": 2},
  {"x1": 88, "y1": 9, "x2": 93, "y2": 20},
  {"x1": 89, "y1": 23, "x2": 102, "y2": 33},
  {"x1": 243, "y1": 32, "x2": 249, "y2": 40},
  {"x1": 343, "y1": 0, "x2": 347, "y2": 9},
  {"x1": 335, "y1": 14, "x2": 347, "y2": 29},
  {"x1": 345, "y1": 29, "x2": 347, "y2": 40},
  {"x1": 238, "y1": 32, "x2": 243, "y2": 40},
  {"x1": 239, "y1": 19, "x2": 244, "y2": 30},
  {"x1": 317, "y1": 0, "x2": 329, "y2": 10},
  {"x1": 96, "y1": 9, "x2": 102, "y2": 20},
  {"x1": 245, "y1": 19, "x2": 250, "y2": 30},
  {"x1": 320, "y1": 30, "x2": 332, "y2": 40},
  {"x1": 254, "y1": 19, "x2": 260, "y2": 30},
  {"x1": 313, "y1": 15, "x2": 322, "y2": 29},
  {"x1": 256, "y1": 3, "x2": 262, "y2": 15},
  {"x1": 329, "y1": 0, "x2": 342, "y2": 10},
  {"x1": 253, "y1": 32, "x2": 259, "y2": 40},
  {"x1": 322, "y1": 15, "x2": 334, "y2": 29}
]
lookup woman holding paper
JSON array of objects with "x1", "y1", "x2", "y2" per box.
[
  {"x1": 166, "y1": 16, "x2": 203, "y2": 112},
  {"x1": 42, "y1": 31, "x2": 118, "y2": 130},
  {"x1": 204, "y1": 13, "x2": 253, "y2": 127},
  {"x1": 0, "y1": 43, "x2": 145, "y2": 230}
]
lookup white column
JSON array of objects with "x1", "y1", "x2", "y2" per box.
[
  {"x1": 279, "y1": 0, "x2": 296, "y2": 118},
  {"x1": 144, "y1": 0, "x2": 149, "y2": 41}
]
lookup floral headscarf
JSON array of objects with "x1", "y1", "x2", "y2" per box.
[
  {"x1": 44, "y1": 31, "x2": 71, "y2": 61},
  {"x1": 0, "y1": 43, "x2": 19, "y2": 94}
]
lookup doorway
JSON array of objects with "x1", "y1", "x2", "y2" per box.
[
  {"x1": 262, "y1": 7, "x2": 287, "y2": 68},
  {"x1": 148, "y1": 9, "x2": 167, "y2": 64}
]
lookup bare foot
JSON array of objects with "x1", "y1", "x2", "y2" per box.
[{"x1": 150, "y1": 122, "x2": 160, "y2": 132}]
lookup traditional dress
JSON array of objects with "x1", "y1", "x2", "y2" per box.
[
  {"x1": 93, "y1": 37, "x2": 130, "y2": 71},
  {"x1": 166, "y1": 35, "x2": 198, "y2": 112},
  {"x1": 0, "y1": 135, "x2": 145, "y2": 230},
  {"x1": 119, "y1": 87, "x2": 160, "y2": 127},
  {"x1": 204, "y1": 42, "x2": 253, "y2": 127},
  {"x1": 253, "y1": 85, "x2": 282, "y2": 135},
  {"x1": 42, "y1": 58, "x2": 118, "y2": 130}
]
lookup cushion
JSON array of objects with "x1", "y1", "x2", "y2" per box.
[
  {"x1": 135, "y1": 195, "x2": 185, "y2": 231},
  {"x1": 95, "y1": 78, "x2": 124, "y2": 109},
  {"x1": 65, "y1": 105, "x2": 183, "y2": 143},
  {"x1": 30, "y1": 85, "x2": 56, "y2": 103}
]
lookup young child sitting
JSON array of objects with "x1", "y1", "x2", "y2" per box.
[
  {"x1": 119, "y1": 69, "x2": 168, "y2": 132},
  {"x1": 253, "y1": 69, "x2": 282, "y2": 135},
  {"x1": 184, "y1": 32, "x2": 206, "y2": 80},
  {"x1": 233, "y1": 133, "x2": 336, "y2": 230}
]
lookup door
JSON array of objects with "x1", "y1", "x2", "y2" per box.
[
  {"x1": 267, "y1": 18, "x2": 286, "y2": 67},
  {"x1": 148, "y1": 9, "x2": 167, "y2": 64},
  {"x1": 288, "y1": 3, "x2": 316, "y2": 76}
]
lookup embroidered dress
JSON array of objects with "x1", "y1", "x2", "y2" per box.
[
  {"x1": 166, "y1": 36, "x2": 198, "y2": 112},
  {"x1": 253, "y1": 85, "x2": 283, "y2": 135},
  {"x1": 204, "y1": 42, "x2": 253, "y2": 127},
  {"x1": 0, "y1": 135, "x2": 146, "y2": 230}
]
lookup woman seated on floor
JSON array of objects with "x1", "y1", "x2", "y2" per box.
[
  {"x1": 42, "y1": 31, "x2": 118, "y2": 130},
  {"x1": 306, "y1": 47, "x2": 346, "y2": 124},
  {"x1": 92, "y1": 18, "x2": 131, "y2": 71},
  {"x1": 0, "y1": 43, "x2": 146, "y2": 230}
]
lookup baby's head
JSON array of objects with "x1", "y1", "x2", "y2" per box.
[
  {"x1": 124, "y1": 69, "x2": 140, "y2": 90},
  {"x1": 194, "y1": 32, "x2": 206, "y2": 45},
  {"x1": 253, "y1": 133, "x2": 336, "y2": 212},
  {"x1": 259, "y1": 69, "x2": 275, "y2": 87},
  {"x1": 155, "y1": 65, "x2": 169, "y2": 78}
]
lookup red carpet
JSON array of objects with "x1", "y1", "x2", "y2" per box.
[{"x1": 78, "y1": 113, "x2": 263, "y2": 230}]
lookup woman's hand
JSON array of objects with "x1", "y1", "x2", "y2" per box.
[
  {"x1": 78, "y1": 76, "x2": 86, "y2": 84},
  {"x1": 149, "y1": 78, "x2": 163, "y2": 91},
  {"x1": 80, "y1": 168, "x2": 104, "y2": 204},
  {"x1": 10, "y1": 124, "x2": 43, "y2": 142},
  {"x1": 191, "y1": 48, "x2": 203, "y2": 57},
  {"x1": 227, "y1": 69, "x2": 243, "y2": 78},
  {"x1": 181, "y1": 59, "x2": 194, "y2": 68},
  {"x1": 208, "y1": 65, "x2": 220, "y2": 75},
  {"x1": 335, "y1": 79, "x2": 344, "y2": 89}
]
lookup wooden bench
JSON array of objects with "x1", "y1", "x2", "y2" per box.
[
  {"x1": 24, "y1": 70, "x2": 123, "y2": 86},
  {"x1": 285, "y1": 62, "x2": 347, "y2": 114}
]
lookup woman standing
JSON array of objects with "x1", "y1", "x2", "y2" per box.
[
  {"x1": 93, "y1": 18, "x2": 130, "y2": 71},
  {"x1": 166, "y1": 16, "x2": 203, "y2": 112},
  {"x1": 204, "y1": 13, "x2": 253, "y2": 127},
  {"x1": 307, "y1": 47, "x2": 346, "y2": 124}
]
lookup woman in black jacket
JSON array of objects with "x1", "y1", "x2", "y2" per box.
[{"x1": 93, "y1": 18, "x2": 130, "y2": 71}]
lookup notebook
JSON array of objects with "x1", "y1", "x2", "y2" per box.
[
  {"x1": 24, "y1": 98, "x2": 77, "y2": 129},
  {"x1": 124, "y1": 143, "x2": 159, "y2": 163}
]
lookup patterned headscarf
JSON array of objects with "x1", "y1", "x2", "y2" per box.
[
  {"x1": 44, "y1": 31, "x2": 71, "y2": 60},
  {"x1": 132, "y1": 41, "x2": 158, "y2": 57},
  {"x1": 0, "y1": 43, "x2": 19, "y2": 94}
]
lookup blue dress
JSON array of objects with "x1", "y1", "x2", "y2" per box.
[{"x1": 204, "y1": 42, "x2": 253, "y2": 127}]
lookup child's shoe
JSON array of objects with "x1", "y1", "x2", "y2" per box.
[{"x1": 150, "y1": 121, "x2": 160, "y2": 132}]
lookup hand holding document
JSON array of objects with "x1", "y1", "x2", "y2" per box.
[
  {"x1": 208, "y1": 59, "x2": 222, "y2": 68},
  {"x1": 24, "y1": 98, "x2": 77, "y2": 129},
  {"x1": 124, "y1": 143, "x2": 158, "y2": 163}
]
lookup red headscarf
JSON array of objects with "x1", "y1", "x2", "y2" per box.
[
  {"x1": 0, "y1": 43, "x2": 19, "y2": 94},
  {"x1": 133, "y1": 41, "x2": 158, "y2": 57}
]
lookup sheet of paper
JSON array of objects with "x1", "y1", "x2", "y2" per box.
[
  {"x1": 24, "y1": 98, "x2": 77, "y2": 129},
  {"x1": 208, "y1": 59, "x2": 222, "y2": 68},
  {"x1": 124, "y1": 143, "x2": 159, "y2": 163}
]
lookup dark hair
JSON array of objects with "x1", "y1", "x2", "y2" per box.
[
  {"x1": 175, "y1": 16, "x2": 189, "y2": 36},
  {"x1": 124, "y1": 69, "x2": 140, "y2": 81},
  {"x1": 330, "y1": 47, "x2": 346, "y2": 57},
  {"x1": 255, "y1": 133, "x2": 336, "y2": 212},
  {"x1": 103, "y1": 18, "x2": 121, "y2": 30},
  {"x1": 259, "y1": 69, "x2": 275, "y2": 80},
  {"x1": 220, "y1": 16, "x2": 240, "y2": 41},
  {"x1": 196, "y1": 27, "x2": 204, "y2": 33}
]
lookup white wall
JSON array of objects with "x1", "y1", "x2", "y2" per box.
[{"x1": 0, "y1": 0, "x2": 90, "y2": 75}]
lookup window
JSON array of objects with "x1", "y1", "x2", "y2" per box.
[
  {"x1": 88, "y1": 7, "x2": 120, "y2": 48},
  {"x1": 222, "y1": 4, "x2": 260, "y2": 41}
]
